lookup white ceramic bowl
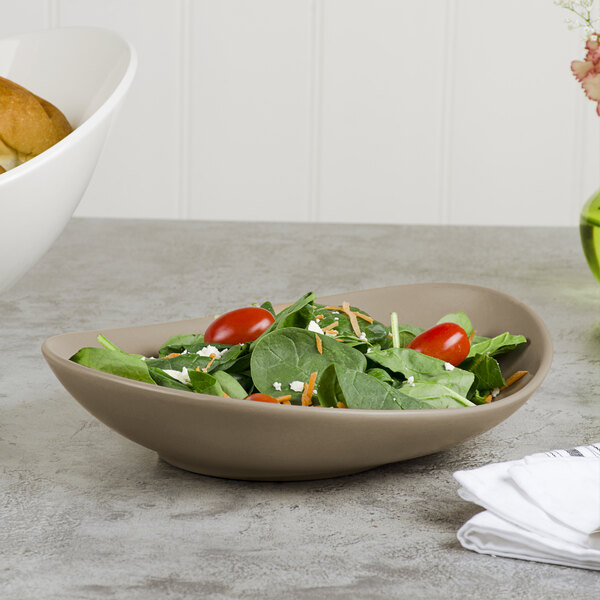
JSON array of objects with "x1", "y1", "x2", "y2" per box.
[{"x1": 0, "y1": 27, "x2": 136, "y2": 294}]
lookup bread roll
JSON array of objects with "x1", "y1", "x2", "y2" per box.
[{"x1": 0, "y1": 76, "x2": 72, "y2": 173}]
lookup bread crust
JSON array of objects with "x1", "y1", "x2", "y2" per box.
[{"x1": 0, "y1": 76, "x2": 73, "y2": 172}]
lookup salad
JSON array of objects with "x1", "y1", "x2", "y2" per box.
[{"x1": 70, "y1": 291, "x2": 528, "y2": 410}]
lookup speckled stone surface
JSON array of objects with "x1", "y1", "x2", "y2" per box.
[{"x1": 1, "y1": 219, "x2": 599, "y2": 599}]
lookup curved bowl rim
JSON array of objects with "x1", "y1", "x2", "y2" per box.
[
  {"x1": 42, "y1": 282, "x2": 554, "y2": 419},
  {"x1": 0, "y1": 25, "x2": 138, "y2": 185}
]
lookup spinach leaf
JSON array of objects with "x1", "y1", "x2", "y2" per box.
[
  {"x1": 212, "y1": 370, "x2": 248, "y2": 399},
  {"x1": 470, "y1": 390, "x2": 492, "y2": 405},
  {"x1": 159, "y1": 334, "x2": 205, "y2": 357},
  {"x1": 460, "y1": 353, "x2": 505, "y2": 392},
  {"x1": 188, "y1": 370, "x2": 223, "y2": 396},
  {"x1": 260, "y1": 300, "x2": 276, "y2": 316},
  {"x1": 148, "y1": 344, "x2": 246, "y2": 374},
  {"x1": 233, "y1": 371, "x2": 254, "y2": 390},
  {"x1": 147, "y1": 366, "x2": 192, "y2": 390},
  {"x1": 210, "y1": 344, "x2": 248, "y2": 372},
  {"x1": 265, "y1": 291, "x2": 316, "y2": 333},
  {"x1": 468, "y1": 333, "x2": 527, "y2": 358},
  {"x1": 399, "y1": 382, "x2": 475, "y2": 408},
  {"x1": 367, "y1": 347, "x2": 474, "y2": 396},
  {"x1": 146, "y1": 354, "x2": 211, "y2": 372},
  {"x1": 70, "y1": 347, "x2": 156, "y2": 385},
  {"x1": 250, "y1": 327, "x2": 366, "y2": 401},
  {"x1": 393, "y1": 323, "x2": 424, "y2": 347},
  {"x1": 331, "y1": 333, "x2": 371, "y2": 349},
  {"x1": 318, "y1": 365, "x2": 474, "y2": 410},
  {"x1": 159, "y1": 338, "x2": 231, "y2": 358},
  {"x1": 312, "y1": 304, "x2": 390, "y2": 347},
  {"x1": 217, "y1": 352, "x2": 251, "y2": 375},
  {"x1": 437, "y1": 312, "x2": 474, "y2": 337},
  {"x1": 96, "y1": 334, "x2": 146, "y2": 360},
  {"x1": 320, "y1": 364, "x2": 406, "y2": 410},
  {"x1": 366, "y1": 367, "x2": 397, "y2": 386},
  {"x1": 316, "y1": 364, "x2": 345, "y2": 407},
  {"x1": 362, "y1": 321, "x2": 391, "y2": 347}
]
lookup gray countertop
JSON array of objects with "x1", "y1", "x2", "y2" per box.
[{"x1": 1, "y1": 219, "x2": 598, "y2": 599}]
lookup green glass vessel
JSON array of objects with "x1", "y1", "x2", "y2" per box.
[{"x1": 580, "y1": 188, "x2": 600, "y2": 283}]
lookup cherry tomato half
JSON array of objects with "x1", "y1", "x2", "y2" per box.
[
  {"x1": 246, "y1": 393, "x2": 280, "y2": 403},
  {"x1": 204, "y1": 306, "x2": 275, "y2": 345},
  {"x1": 407, "y1": 322, "x2": 470, "y2": 366}
]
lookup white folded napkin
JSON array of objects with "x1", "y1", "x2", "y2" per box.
[{"x1": 454, "y1": 443, "x2": 600, "y2": 570}]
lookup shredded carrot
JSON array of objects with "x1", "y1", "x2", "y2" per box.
[
  {"x1": 203, "y1": 353, "x2": 217, "y2": 372},
  {"x1": 485, "y1": 370, "x2": 528, "y2": 403},
  {"x1": 336, "y1": 401, "x2": 348, "y2": 409},
  {"x1": 324, "y1": 305, "x2": 343, "y2": 311},
  {"x1": 301, "y1": 371, "x2": 318, "y2": 406},
  {"x1": 325, "y1": 329, "x2": 339, "y2": 336},
  {"x1": 342, "y1": 301, "x2": 362, "y2": 337},
  {"x1": 165, "y1": 353, "x2": 181, "y2": 359},
  {"x1": 222, "y1": 391, "x2": 230, "y2": 398},
  {"x1": 301, "y1": 384, "x2": 312, "y2": 406},
  {"x1": 469, "y1": 330, "x2": 475, "y2": 342},
  {"x1": 276, "y1": 395, "x2": 292, "y2": 402},
  {"x1": 315, "y1": 314, "x2": 324, "y2": 320},
  {"x1": 322, "y1": 321, "x2": 339, "y2": 332},
  {"x1": 354, "y1": 311, "x2": 373, "y2": 324},
  {"x1": 315, "y1": 334, "x2": 323, "y2": 354},
  {"x1": 502, "y1": 370, "x2": 528, "y2": 390},
  {"x1": 281, "y1": 400, "x2": 291, "y2": 405}
]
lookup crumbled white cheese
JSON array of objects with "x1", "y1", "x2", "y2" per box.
[
  {"x1": 366, "y1": 348, "x2": 373, "y2": 353},
  {"x1": 491, "y1": 387, "x2": 500, "y2": 398},
  {"x1": 331, "y1": 311, "x2": 339, "y2": 314},
  {"x1": 163, "y1": 367, "x2": 191, "y2": 385},
  {"x1": 307, "y1": 320, "x2": 324, "y2": 334},
  {"x1": 196, "y1": 345, "x2": 225, "y2": 359},
  {"x1": 444, "y1": 362, "x2": 455, "y2": 371},
  {"x1": 289, "y1": 380, "x2": 305, "y2": 393},
  {"x1": 407, "y1": 376, "x2": 415, "y2": 387},
  {"x1": 272, "y1": 382, "x2": 282, "y2": 391},
  {"x1": 181, "y1": 349, "x2": 188, "y2": 355},
  {"x1": 140, "y1": 356, "x2": 146, "y2": 361},
  {"x1": 359, "y1": 332, "x2": 367, "y2": 341}
]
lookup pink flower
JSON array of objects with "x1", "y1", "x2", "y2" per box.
[{"x1": 572, "y1": 39, "x2": 600, "y2": 115}]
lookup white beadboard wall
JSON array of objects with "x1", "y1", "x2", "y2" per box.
[{"x1": 2, "y1": 0, "x2": 599, "y2": 225}]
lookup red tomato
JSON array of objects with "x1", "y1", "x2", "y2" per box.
[
  {"x1": 407, "y1": 322, "x2": 470, "y2": 366},
  {"x1": 204, "y1": 307, "x2": 275, "y2": 345},
  {"x1": 246, "y1": 393, "x2": 280, "y2": 403}
]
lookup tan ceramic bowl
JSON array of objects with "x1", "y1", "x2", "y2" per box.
[{"x1": 42, "y1": 284, "x2": 553, "y2": 481}]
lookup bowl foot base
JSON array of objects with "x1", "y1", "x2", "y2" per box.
[{"x1": 158, "y1": 453, "x2": 374, "y2": 482}]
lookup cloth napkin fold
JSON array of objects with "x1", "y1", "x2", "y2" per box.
[{"x1": 454, "y1": 443, "x2": 600, "y2": 570}]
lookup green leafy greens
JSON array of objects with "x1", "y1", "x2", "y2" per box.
[{"x1": 69, "y1": 291, "x2": 528, "y2": 411}]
